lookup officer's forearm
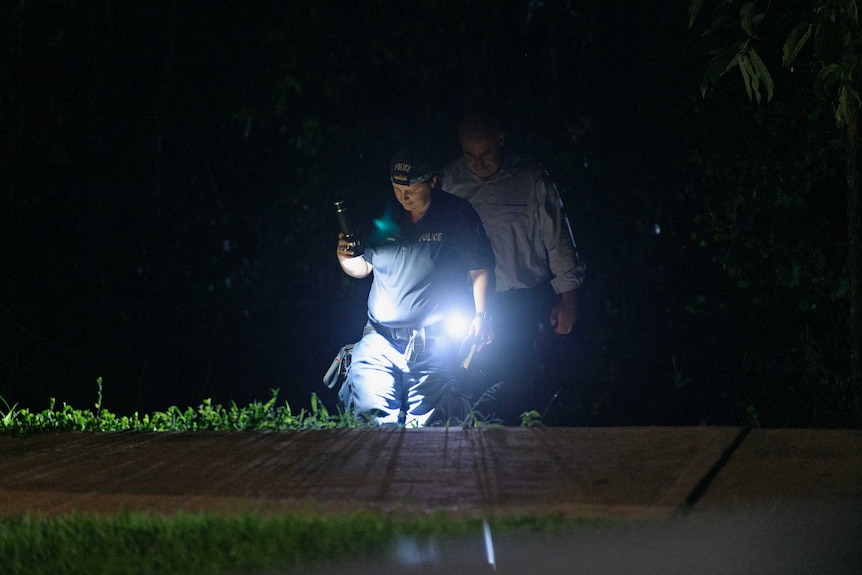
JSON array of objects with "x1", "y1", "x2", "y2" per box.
[
  {"x1": 469, "y1": 269, "x2": 492, "y2": 314},
  {"x1": 340, "y1": 254, "x2": 372, "y2": 278}
]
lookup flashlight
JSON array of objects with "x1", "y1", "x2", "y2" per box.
[{"x1": 333, "y1": 200, "x2": 363, "y2": 255}]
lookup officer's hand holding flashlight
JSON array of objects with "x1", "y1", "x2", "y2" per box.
[
  {"x1": 336, "y1": 233, "x2": 356, "y2": 259},
  {"x1": 465, "y1": 315, "x2": 493, "y2": 352},
  {"x1": 337, "y1": 233, "x2": 372, "y2": 279}
]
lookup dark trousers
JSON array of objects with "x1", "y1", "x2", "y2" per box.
[{"x1": 468, "y1": 284, "x2": 576, "y2": 425}]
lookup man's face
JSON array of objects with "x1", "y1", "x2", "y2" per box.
[
  {"x1": 392, "y1": 178, "x2": 434, "y2": 213},
  {"x1": 461, "y1": 132, "x2": 504, "y2": 180}
]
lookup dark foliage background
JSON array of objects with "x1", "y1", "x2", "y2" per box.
[{"x1": 1, "y1": 0, "x2": 853, "y2": 426}]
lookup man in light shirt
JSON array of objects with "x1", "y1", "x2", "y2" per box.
[{"x1": 443, "y1": 115, "x2": 586, "y2": 424}]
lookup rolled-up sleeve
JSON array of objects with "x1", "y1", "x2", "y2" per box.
[
  {"x1": 537, "y1": 176, "x2": 585, "y2": 294},
  {"x1": 456, "y1": 202, "x2": 496, "y2": 272}
]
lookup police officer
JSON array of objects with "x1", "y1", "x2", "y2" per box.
[{"x1": 337, "y1": 147, "x2": 495, "y2": 426}]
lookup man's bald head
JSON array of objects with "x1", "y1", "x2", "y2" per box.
[{"x1": 458, "y1": 116, "x2": 505, "y2": 180}]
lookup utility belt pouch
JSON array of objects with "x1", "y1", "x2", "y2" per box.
[{"x1": 323, "y1": 343, "x2": 354, "y2": 389}]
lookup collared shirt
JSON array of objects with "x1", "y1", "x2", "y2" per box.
[
  {"x1": 443, "y1": 151, "x2": 584, "y2": 294},
  {"x1": 363, "y1": 190, "x2": 494, "y2": 328}
]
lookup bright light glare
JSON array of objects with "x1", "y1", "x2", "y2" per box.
[
  {"x1": 444, "y1": 314, "x2": 469, "y2": 338},
  {"x1": 394, "y1": 535, "x2": 439, "y2": 566},
  {"x1": 483, "y1": 518, "x2": 496, "y2": 570}
]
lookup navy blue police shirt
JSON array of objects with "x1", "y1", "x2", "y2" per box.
[{"x1": 363, "y1": 189, "x2": 494, "y2": 328}]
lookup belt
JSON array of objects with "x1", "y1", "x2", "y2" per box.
[
  {"x1": 368, "y1": 321, "x2": 444, "y2": 363},
  {"x1": 368, "y1": 321, "x2": 444, "y2": 341}
]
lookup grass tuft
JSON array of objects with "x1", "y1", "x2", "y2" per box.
[{"x1": 0, "y1": 379, "x2": 372, "y2": 435}]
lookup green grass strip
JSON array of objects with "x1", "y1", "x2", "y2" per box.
[{"x1": 0, "y1": 511, "x2": 610, "y2": 575}]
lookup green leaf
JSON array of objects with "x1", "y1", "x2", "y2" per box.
[
  {"x1": 816, "y1": 63, "x2": 844, "y2": 92},
  {"x1": 747, "y1": 48, "x2": 774, "y2": 102},
  {"x1": 782, "y1": 23, "x2": 812, "y2": 67},
  {"x1": 700, "y1": 48, "x2": 738, "y2": 98},
  {"x1": 740, "y1": 2, "x2": 757, "y2": 36},
  {"x1": 837, "y1": 86, "x2": 862, "y2": 127},
  {"x1": 738, "y1": 53, "x2": 754, "y2": 101},
  {"x1": 689, "y1": 0, "x2": 706, "y2": 28}
]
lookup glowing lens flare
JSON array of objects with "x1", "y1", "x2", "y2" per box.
[{"x1": 444, "y1": 313, "x2": 470, "y2": 338}]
